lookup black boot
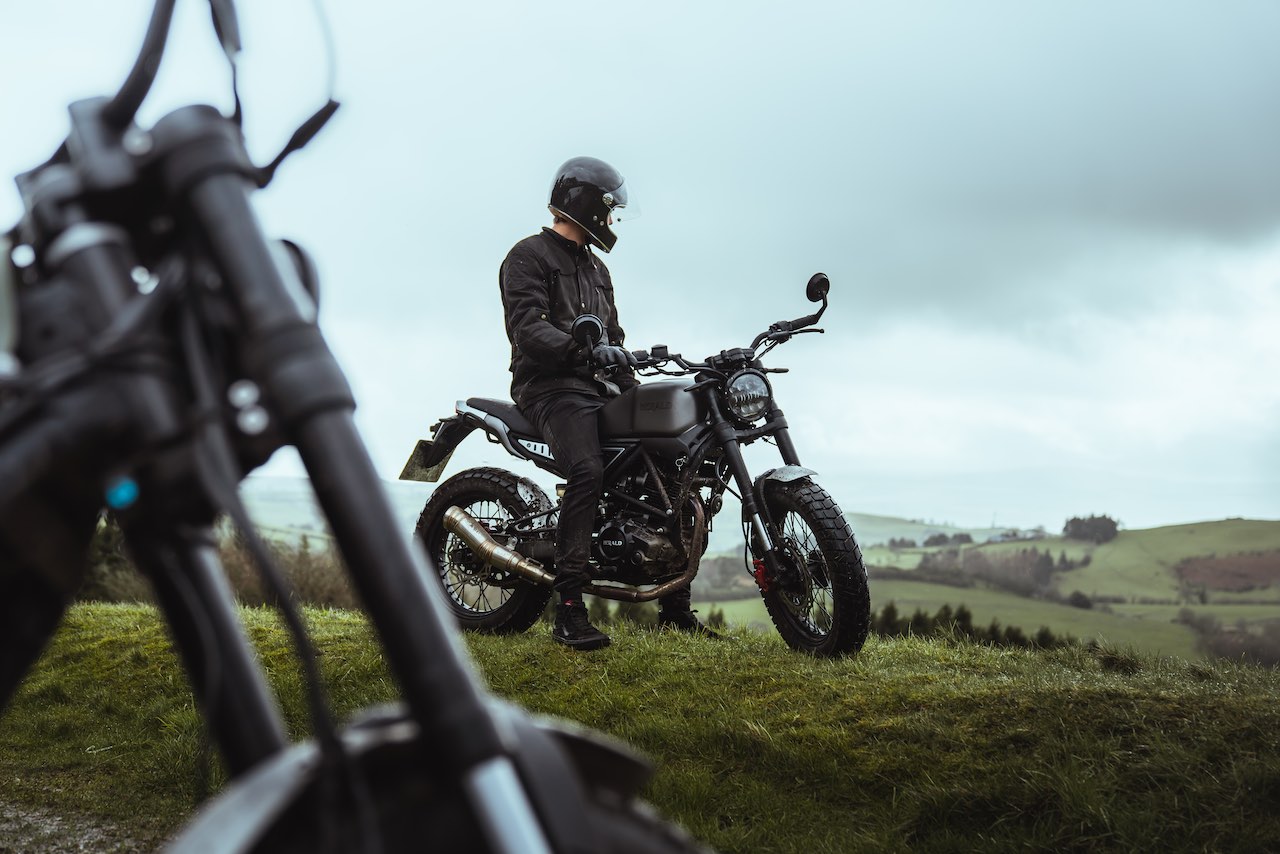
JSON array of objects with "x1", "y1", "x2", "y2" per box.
[
  {"x1": 657, "y1": 606, "x2": 722, "y2": 639},
  {"x1": 657, "y1": 587, "x2": 722, "y2": 638},
  {"x1": 553, "y1": 601, "x2": 611, "y2": 651}
]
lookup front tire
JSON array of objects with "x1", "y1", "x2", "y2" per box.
[
  {"x1": 759, "y1": 479, "x2": 870, "y2": 657},
  {"x1": 415, "y1": 467, "x2": 554, "y2": 633}
]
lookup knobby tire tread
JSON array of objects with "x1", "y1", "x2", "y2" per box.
[{"x1": 759, "y1": 479, "x2": 871, "y2": 657}]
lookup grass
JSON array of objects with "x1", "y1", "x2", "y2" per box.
[{"x1": 3, "y1": 603, "x2": 1280, "y2": 852}]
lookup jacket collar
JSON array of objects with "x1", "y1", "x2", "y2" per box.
[{"x1": 540, "y1": 226, "x2": 591, "y2": 258}]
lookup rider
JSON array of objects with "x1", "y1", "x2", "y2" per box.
[{"x1": 499, "y1": 156, "x2": 712, "y2": 650}]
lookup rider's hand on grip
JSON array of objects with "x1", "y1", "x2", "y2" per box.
[{"x1": 590, "y1": 342, "x2": 639, "y2": 368}]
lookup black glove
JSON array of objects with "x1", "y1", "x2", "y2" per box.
[{"x1": 590, "y1": 342, "x2": 639, "y2": 368}]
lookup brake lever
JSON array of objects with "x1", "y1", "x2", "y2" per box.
[{"x1": 770, "y1": 327, "x2": 824, "y2": 342}]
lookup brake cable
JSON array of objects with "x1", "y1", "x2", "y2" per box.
[{"x1": 254, "y1": 0, "x2": 342, "y2": 187}]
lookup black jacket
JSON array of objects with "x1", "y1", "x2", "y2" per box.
[{"x1": 499, "y1": 227, "x2": 637, "y2": 407}]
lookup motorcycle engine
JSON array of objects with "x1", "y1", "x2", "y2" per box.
[{"x1": 593, "y1": 515, "x2": 681, "y2": 576}]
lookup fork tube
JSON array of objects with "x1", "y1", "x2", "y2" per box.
[
  {"x1": 291, "y1": 411, "x2": 505, "y2": 769},
  {"x1": 128, "y1": 524, "x2": 289, "y2": 776},
  {"x1": 766, "y1": 405, "x2": 802, "y2": 466},
  {"x1": 706, "y1": 395, "x2": 776, "y2": 557},
  {"x1": 158, "y1": 103, "x2": 518, "y2": 773}
]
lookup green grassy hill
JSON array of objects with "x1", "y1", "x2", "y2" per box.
[
  {"x1": 859, "y1": 519, "x2": 1280, "y2": 601},
  {"x1": 3, "y1": 604, "x2": 1279, "y2": 852},
  {"x1": 823, "y1": 519, "x2": 1280, "y2": 661},
  {"x1": 234, "y1": 480, "x2": 1280, "y2": 663},
  {"x1": 1050, "y1": 519, "x2": 1280, "y2": 601}
]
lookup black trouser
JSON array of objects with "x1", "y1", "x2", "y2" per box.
[
  {"x1": 520, "y1": 390, "x2": 691, "y2": 614},
  {"x1": 520, "y1": 391, "x2": 606, "y2": 600}
]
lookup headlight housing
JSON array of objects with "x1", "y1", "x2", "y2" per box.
[{"x1": 725, "y1": 370, "x2": 772, "y2": 423}]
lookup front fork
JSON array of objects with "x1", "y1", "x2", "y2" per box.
[{"x1": 707, "y1": 398, "x2": 800, "y2": 587}]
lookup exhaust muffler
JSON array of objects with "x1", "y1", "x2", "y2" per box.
[{"x1": 442, "y1": 506, "x2": 556, "y2": 585}]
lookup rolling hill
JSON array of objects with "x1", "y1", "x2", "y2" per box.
[{"x1": 238, "y1": 474, "x2": 1280, "y2": 661}]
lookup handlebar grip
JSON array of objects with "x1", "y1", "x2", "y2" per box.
[{"x1": 0, "y1": 386, "x2": 128, "y2": 516}]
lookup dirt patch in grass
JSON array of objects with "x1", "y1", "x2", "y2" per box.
[
  {"x1": 1176, "y1": 550, "x2": 1280, "y2": 591},
  {"x1": 0, "y1": 799, "x2": 147, "y2": 853}
]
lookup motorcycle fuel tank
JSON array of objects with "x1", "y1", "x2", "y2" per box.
[{"x1": 601, "y1": 380, "x2": 705, "y2": 438}]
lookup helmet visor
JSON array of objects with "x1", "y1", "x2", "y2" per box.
[{"x1": 604, "y1": 181, "x2": 640, "y2": 222}]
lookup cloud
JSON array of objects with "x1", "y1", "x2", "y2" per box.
[{"x1": 5, "y1": 0, "x2": 1278, "y2": 528}]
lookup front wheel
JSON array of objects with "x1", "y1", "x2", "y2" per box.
[
  {"x1": 758, "y1": 479, "x2": 870, "y2": 657},
  {"x1": 415, "y1": 467, "x2": 554, "y2": 633},
  {"x1": 169, "y1": 706, "x2": 713, "y2": 853}
]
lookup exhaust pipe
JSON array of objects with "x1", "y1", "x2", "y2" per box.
[
  {"x1": 442, "y1": 506, "x2": 556, "y2": 586},
  {"x1": 441, "y1": 502, "x2": 706, "y2": 604}
]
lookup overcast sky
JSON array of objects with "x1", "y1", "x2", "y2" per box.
[{"x1": 4, "y1": 1, "x2": 1279, "y2": 530}]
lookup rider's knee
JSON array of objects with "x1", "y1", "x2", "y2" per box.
[{"x1": 567, "y1": 456, "x2": 604, "y2": 492}]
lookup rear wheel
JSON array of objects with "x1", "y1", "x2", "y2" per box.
[
  {"x1": 759, "y1": 479, "x2": 870, "y2": 657},
  {"x1": 415, "y1": 467, "x2": 554, "y2": 633}
]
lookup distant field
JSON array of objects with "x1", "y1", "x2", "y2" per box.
[
  {"x1": 1052, "y1": 520, "x2": 1280, "y2": 601},
  {"x1": 861, "y1": 520, "x2": 1280, "y2": 605},
  {"x1": 1112, "y1": 602, "x2": 1280, "y2": 626},
  {"x1": 706, "y1": 579, "x2": 1203, "y2": 660}
]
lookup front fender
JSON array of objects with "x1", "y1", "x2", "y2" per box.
[
  {"x1": 751, "y1": 465, "x2": 818, "y2": 523},
  {"x1": 166, "y1": 701, "x2": 653, "y2": 854},
  {"x1": 165, "y1": 731, "x2": 356, "y2": 853}
]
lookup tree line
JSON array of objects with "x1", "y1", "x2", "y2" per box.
[
  {"x1": 872, "y1": 601, "x2": 1076, "y2": 650},
  {"x1": 1063, "y1": 515, "x2": 1119, "y2": 544}
]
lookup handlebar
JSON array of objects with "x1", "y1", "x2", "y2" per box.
[{"x1": 627, "y1": 327, "x2": 822, "y2": 377}]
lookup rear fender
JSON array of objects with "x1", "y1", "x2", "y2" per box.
[{"x1": 398, "y1": 415, "x2": 476, "y2": 483}]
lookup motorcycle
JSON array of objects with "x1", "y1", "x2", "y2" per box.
[
  {"x1": 402, "y1": 274, "x2": 871, "y2": 657},
  {"x1": 0, "y1": 1, "x2": 708, "y2": 851}
]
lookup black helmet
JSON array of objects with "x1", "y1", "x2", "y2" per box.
[{"x1": 548, "y1": 156, "x2": 630, "y2": 253}]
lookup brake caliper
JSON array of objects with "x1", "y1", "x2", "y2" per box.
[{"x1": 751, "y1": 558, "x2": 771, "y2": 593}]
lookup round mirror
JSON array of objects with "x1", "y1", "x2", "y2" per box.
[
  {"x1": 806, "y1": 272, "x2": 830, "y2": 303},
  {"x1": 570, "y1": 314, "x2": 605, "y2": 347}
]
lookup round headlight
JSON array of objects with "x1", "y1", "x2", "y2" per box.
[{"x1": 726, "y1": 370, "x2": 772, "y2": 423}]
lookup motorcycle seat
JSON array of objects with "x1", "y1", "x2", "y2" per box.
[{"x1": 464, "y1": 398, "x2": 540, "y2": 437}]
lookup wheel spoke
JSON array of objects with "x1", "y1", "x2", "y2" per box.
[
  {"x1": 437, "y1": 498, "x2": 517, "y2": 615},
  {"x1": 779, "y1": 510, "x2": 834, "y2": 637}
]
